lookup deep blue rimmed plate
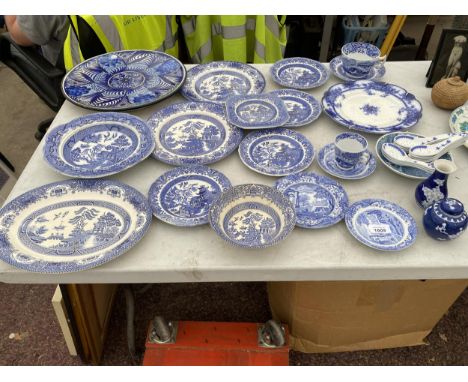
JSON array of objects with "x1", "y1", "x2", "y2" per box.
[
  {"x1": 62, "y1": 50, "x2": 186, "y2": 111},
  {"x1": 270, "y1": 89, "x2": 322, "y2": 127},
  {"x1": 329, "y1": 55, "x2": 385, "y2": 81},
  {"x1": 270, "y1": 57, "x2": 330, "y2": 89},
  {"x1": 148, "y1": 165, "x2": 231, "y2": 227},
  {"x1": 0, "y1": 179, "x2": 152, "y2": 273}
]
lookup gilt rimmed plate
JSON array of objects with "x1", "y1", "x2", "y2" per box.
[
  {"x1": 43, "y1": 113, "x2": 155, "y2": 178},
  {"x1": 329, "y1": 55, "x2": 385, "y2": 81},
  {"x1": 345, "y1": 198, "x2": 417, "y2": 251},
  {"x1": 322, "y1": 80, "x2": 423, "y2": 134},
  {"x1": 208, "y1": 184, "x2": 296, "y2": 248},
  {"x1": 0, "y1": 179, "x2": 152, "y2": 273},
  {"x1": 180, "y1": 61, "x2": 265, "y2": 104},
  {"x1": 270, "y1": 57, "x2": 330, "y2": 89},
  {"x1": 148, "y1": 165, "x2": 231, "y2": 227},
  {"x1": 270, "y1": 89, "x2": 322, "y2": 127},
  {"x1": 147, "y1": 102, "x2": 243, "y2": 165},
  {"x1": 449, "y1": 104, "x2": 468, "y2": 149},
  {"x1": 274, "y1": 172, "x2": 348, "y2": 228},
  {"x1": 62, "y1": 50, "x2": 186, "y2": 111},
  {"x1": 238, "y1": 128, "x2": 315, "y2": 176}
]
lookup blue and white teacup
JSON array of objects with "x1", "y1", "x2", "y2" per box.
[
  {"x1": 341, "y1": 42, "x2": 386, "y2": 78},
  {"x1": 334, "y1": 132, "x2": 370, "y2": 168}
]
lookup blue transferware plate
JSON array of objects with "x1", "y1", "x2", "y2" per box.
[
  {"x1": 62, "y1": 50, "x2": 186, "y2": 111},
  {"x1": 318, "y1": 143, "x2": 377, "y2": 180},
  {"x1": 43, "y1": 113, "x2": 155, "y2": 178},
  {"x1": 270, "y1": 57, "x2": 330, "y2": 89},
  {"x1": 0, "y1": 179, "x2": 152, "y2": 273},
  {"x1": 274, "y1": 172, "x2": 348, "y2": 229},
  {"x1": 376, "y1": 132, "x2": 454, "y2": 180},
  {"x1": 322, "y1": 80, "x2": 423, "y2": 134},
  {"x1": 180, "y1": 61, "x2": 266, "y2": 104},
  {"x1": 239, "y1": 128, "x2": 315, "y2": 176},
  {"x1": 147, "y1": 102, "x2": 243, "y2": 166},
  {"x1": 208, "y1": 184, "x2": 296, "y2": 248},
  {"x1": 449, "y1": 104, "x2": 468, "y2": 149},
  {"x1": 148, "y1": 165, "x2": 231, "y2": 227},
  {"x1": 225, "y1": 94, "x2": 290, "y2": 129},
  {"x1": 345, "y1": 198, "x2": 417, "y2": 251},
  {"x1": 270, "y1": 89, "x2": 322, "y2": 127},
  {"x1": 329, "y1": 55, "x2": 385, "y2": 81}
]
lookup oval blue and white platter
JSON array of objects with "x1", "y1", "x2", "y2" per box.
[
  {"x1": 270, "y1": 89, "x2": 322, "y2": 127},
  {"x1": 270, "y1": 57, "x2": 330, "y2": 89}
]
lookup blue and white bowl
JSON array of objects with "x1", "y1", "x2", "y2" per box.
[{"x1": 341, "y1": 42, "x2": 384, "y2": 78}]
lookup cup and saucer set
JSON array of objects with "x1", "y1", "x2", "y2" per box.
[
  {"x1": 318, "y1": 132, "x2": 377, "y2": 180},
  {"x1": 330, "y1": 42, "x2": 386, "y2": 81}
]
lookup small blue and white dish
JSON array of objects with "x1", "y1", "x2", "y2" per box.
[
  {"x1": 329, "y1": 55, "x2": 385, "y2": 81},
  {"x1": 44, "y1": 113, "x2": 155, "y2": 178},
  {"x1": 322, "y1": 80, "x2": 423, "y2": 134},
  {"x1": 345, "y1": 198, "x2": 418, "y2": 251},
  {"x1": 270, "y1": 57, "x2": 330, "y2": 89},
  {"x1": 274, "y1": 172, "x2": 348, "y2": 229},
  {"x1": 423, "y1": 198, "x2": 467, "y2": 241},
  {"x1": 147, "y1": 102, "x2": 243, "y2": 166},
  {"x1": 208, "y1": 184, "x2": 296, "y2": 248},
  {"x1": 239, "y1": 128, "x2": 315, "y2": 176},
  {"x1": 270, "y1": 89, "x2": 322, "y2": 127},
  {"x1": 62, "y1": 50, "x2": 186, "y2": 111},
  {"x1": 148, "y1": 165, "x2": 231, "y2": 227},
  {"x1": 225, "y1": 94, "x2": 290, "y2": 129},
  {"x1": 180, "y1": 61, "x2": 266, "y2": 104},
  {"x1": 0, "y1": 179, "x2": 152, "y2": 273},
  {"x1": 318, "y1": 143, "x2": 376, "y2": 180}
]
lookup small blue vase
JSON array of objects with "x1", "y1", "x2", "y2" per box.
[
  {"x1": 423, "y1": 198, "x2": 468, "y2": 240},
  {"x1": 415, "y1": 159, "x2": 457, "y2": 209}
]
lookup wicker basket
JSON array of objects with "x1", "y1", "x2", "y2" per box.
[{"x1": 431, "y1": 76, "x2": 468, "y2": 110}]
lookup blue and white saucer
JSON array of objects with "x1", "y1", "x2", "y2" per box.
[
  {"x1": 270, "y1": 89, "x2": 322, "y2": 127},
  {"x1": 148, "y1": 165, "x2": 231, "y2": 227},
  {"x1": 44, "y1": 113, "x2": 155, "y2": 178},
  {"x1": 225, "y1": 94, "x2": 290, "y2": 129},
  {"x1": 329, "y1": 55, "x2": 385, "y2": 81},
  {"x1": 147, "y1": 102, "x2": 243, "y2": 166},
  {"x1": 180, "y1": 61, "x2": 266, "y2": 104},
  {"x1": 345, "y1": 198, "x2": 418, "y2": 251},
  {"x1": 318, "y1": 143, "x2": 376, "y2": 180},
  {"x1": 274, "y1": 172, "x2": 348, "y2": 229},
  {"x1": 239, "y1": 128, "x2": 315, "y2": 176},
  {"x1": 208, "y1": 184, "x2": 296, "y2": 248},
  {"x1": 270, "y1": 57, "x2": 330, "y2": 89}
]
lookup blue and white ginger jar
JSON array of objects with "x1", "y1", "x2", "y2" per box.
[{"x1": 423, "y1": 198, "x2": 467, "y2": 241}]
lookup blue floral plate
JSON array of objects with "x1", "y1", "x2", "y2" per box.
[
  {"x1": 180, "y1": 61, "x2": 265, "y2": 104},
  {"x1": 208, "y1": 184, "x2": 296, "y2": 248},
  {"x1": 62, "y1": 50, "x2": 186, "y2": 111},
  {"x1": 0, "y1": 179, "x2": 152, "y2": 273},
  {"x1": 270, "y1": 57, "x2": 330, "y2": 89},
  {"x1": 147, "y1": 102, "x2": 243, "y2": 166},
  {"x1": 270, "y1": 89, "x2": 322, "y2": 127},
  {"x1": 225, "y1": 94, "x2": 289, "y2": 129},
  {"x1": 274, "y1": 172, "x2": 348, "y2": 229},
  {"x1": 43, "y1": 113, "x2": 155, "y2": 178},
  {"x1": 148, "y1": 165, "x2": 231, "y2": 227},
  {"x1": 239, "y1": 128, "x2": 315, "y2": 176},
  {"x1": 322, "y1": 80, "x2": 423, "y2": 134},
  {"x1": 329, "y1": 55, "x2": 385, "y2": 81},
  {"x1": 345, "y1": 198, "x2": 417, "y2": 251}
]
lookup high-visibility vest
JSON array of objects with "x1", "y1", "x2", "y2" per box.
[
  {"x1": 62, "y1": 15, "x2": 178, "y2": 71},
  {"x1": 180, "y1": 15, "x2": 287, "y2": 64}
]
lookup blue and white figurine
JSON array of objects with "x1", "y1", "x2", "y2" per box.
[
  {"x1": 329, "y1": 55, "x2": 385, "y2": 81},
  {"x1": 423, "y1": 198, "x2": 467, "y2": 241},
  {"x1": 270, "y1": 57, "x2": 330, "y2": 89},
  {"x1": 270, "y1": 89, "x2": 322, "y2": 127}
]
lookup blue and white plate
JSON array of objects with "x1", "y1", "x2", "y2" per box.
[
  {"x1": 270, "y1": 89, "x2": 322, "y2": 127},
  {"x1": 43, "y1": 113, "x2": 155, "y2": 178},
  {"x1": 147, "y1": 102, "x2": 243, "y2": 166},
  {"x1": 318, "y1": 143, "x2": 377, "y2": 180},
  {"x1": 0, "y1": 179, "x2": 152, "y2": 273},
  {"x1": 148, "y1": 165, "x2": 231, "y2": 227},
  {"x1": 239, "y1": 128, "x2": 315, "y2": 176},
  {"x1": 375, "y1": 132, "x2": 453, "y2": 180},
  {"x1": 208, "y1": 184, "x2": 296, "y2": 248},
  {"x1": 449, "y1": 104, "x2": 468, "y2": 149},
  {"x1": 225, "y1": 94, "x2": 289, "y2": 129},
  {"x1": 180, "y1": 61, "x2": 265, "y2": 104},
  {"x1": 274, "y1": 172, "x2": 348, "y2": 228},
  {"x1": 329, "y1": 55, "x2": 385, "y2": 81},
  {"x1": 345, "y1": 199, "x2": 417, "y2": 251},
  {"x1": 270, "y1": 57, "x2": 330, "y2": 89},
  {"x1": 62, "y1": 50, "x2": 186, "y2": 111},
  {"x1": 322, "y1": 80, "x2": 423, "y2": 134}
]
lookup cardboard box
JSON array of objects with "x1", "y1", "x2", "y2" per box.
[{"x1": 268, "y1": 280, "x2": 467, "y2": 353}]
